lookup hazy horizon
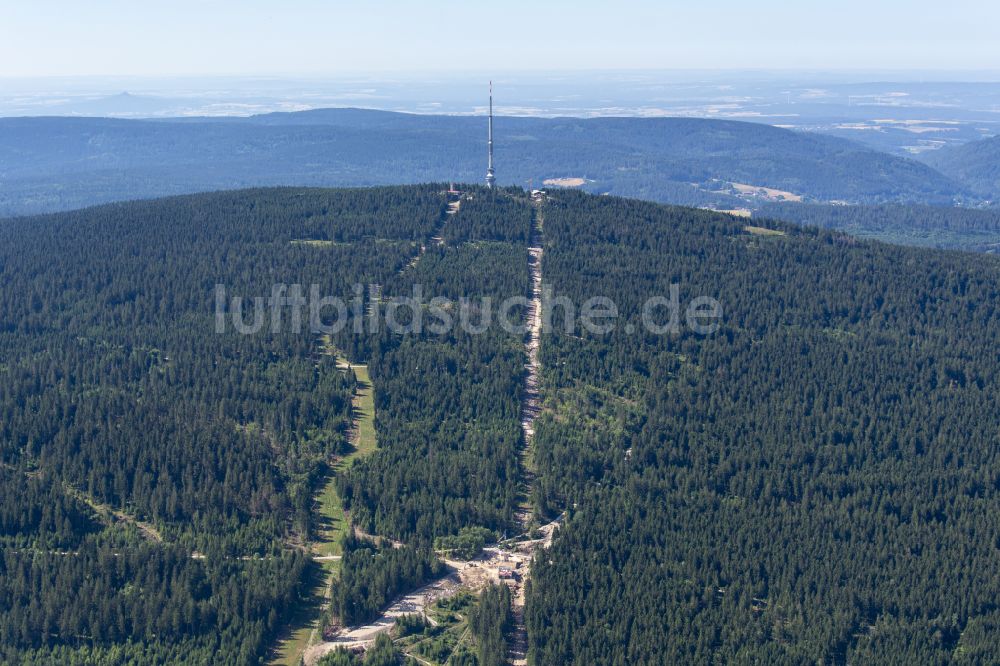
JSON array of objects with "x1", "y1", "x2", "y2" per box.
[
  {"x1": 3, "y1": 1, "x2": 999, "y2": 78},
  {"x1": 3, "y1": 70, "x2": 999, "y2": 159}
]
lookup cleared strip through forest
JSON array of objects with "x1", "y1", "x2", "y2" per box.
[
  {"x1": 271, "y1": 342, "x2": 377, "y2": 666},
  {"x1": 509, "y1": 200, "x2": 545, "y2": 666},
  {"x1": 274, "y1": 193, "x2": 455, "y2": 664}
]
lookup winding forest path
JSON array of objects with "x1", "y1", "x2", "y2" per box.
[
  {"x1": 63, "y1": 484, "x2": 163, "y2": 543},
  {"x1": 400, "y1": 194, "x2": 453, "y2": 273},
  {"x1": 509, "y1": 200, "x2": 546, "y2": 666}
]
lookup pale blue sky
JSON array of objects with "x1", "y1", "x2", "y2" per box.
[{"x1": 1, "y1": 0, "x2": 998, "y2": 77}]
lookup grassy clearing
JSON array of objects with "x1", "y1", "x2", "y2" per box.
[
  {"x1": 348, "y1": 364, "x2": 377, "y2": 459},
  {"x1": 271, "y1": 624, "x2": 313, "y2": 666},
  {"x1": 745, "y1": 225, "x2": 787, "y2": 237},
  {"x1": 272, "y1": 350, "x2": 377, "y2": 665},
  {"x1": 290, "y1": 239, "x2": 349, "y2": 247},
  {"x1": 312, "y1": 360, "x2": 375, "y2": 558},
  {"x1": 269, "y1": 558, "x2": 343, "y2": 666},
  {"x1": 291, "y1": 239, "x2": 416, "y2": 249},
  {"x1": 314, "y1": 480, "x2": 348, "y2": 559}
]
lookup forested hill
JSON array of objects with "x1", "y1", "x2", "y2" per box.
[
  {"x1": 920, "y1": 134, "x2": 1000, "y2": 201},
  {"x1": 526, "y1": 191, "x2": 1000, "y2": 664},
  {"x1": 0, "y1": 186, "x2": 452, "y2": 663},
  {"x1": 0, "y1": 109, "x2": 964, "y2": 216},
  {"x1": 0, "y1": 183, "x2": 540, "y2": 664},
  {"x1": 4, "y1": 185, "x2": 1000, "y2": 663}
]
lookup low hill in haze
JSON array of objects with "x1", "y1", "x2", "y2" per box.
[
  {"x1": 757, "y1": 201, "x2": 1000, "y2": 252},
  {"x1": 920, "y1": 134, "x2": 1000, "y2": 202},
  {"x1": 0, "y1": 109, "x2": 966, "y2": 216}
]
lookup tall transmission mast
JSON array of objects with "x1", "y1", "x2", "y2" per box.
[{"x1": 485, "y1": 81, "x2": 496, "y2": 189}]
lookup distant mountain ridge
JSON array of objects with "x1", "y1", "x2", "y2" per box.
[{"x1": 0, "y1": 109, "x2": 967, "y2": 216}]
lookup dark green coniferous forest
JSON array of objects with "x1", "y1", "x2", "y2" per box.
[{"x1": 2, "y1": 185, "x2": 1000, "y2": 664}]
